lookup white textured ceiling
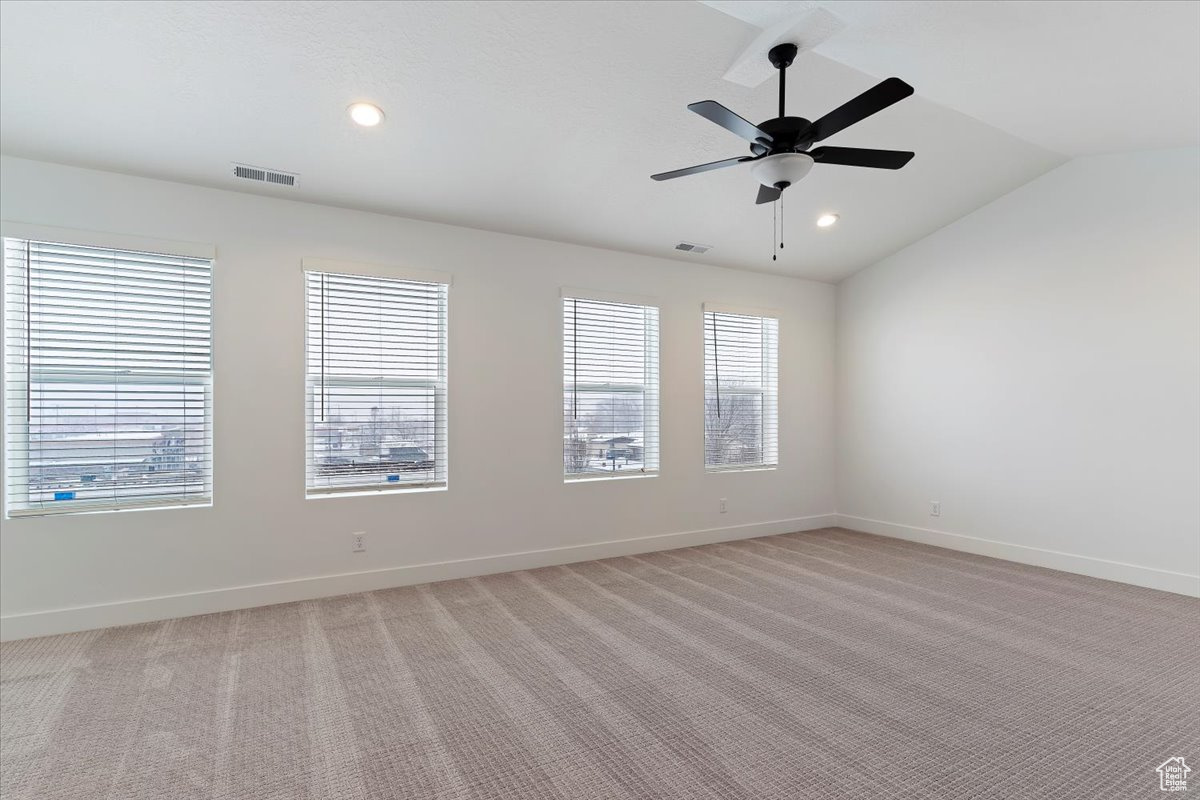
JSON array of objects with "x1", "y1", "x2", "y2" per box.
[
  {"x1": 4, "y1": 1, "x2": 1175, "y2": 281},
  {"x1": 704, "y1": 0, "x2": 1200, "y2": 157}
]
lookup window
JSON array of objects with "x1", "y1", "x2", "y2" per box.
[
  {"x1": 704, "y1": 306, "x2": 778, "y2": 470},
  {"x1": 304, "y1": 267, "x2": 448, "y2": 495},
  {"x1": 3, "y1": 237, "x2": 213, "y2": 516},
  {"x1": 563, "y1": 293, "x2": 659, "y2": 479}
]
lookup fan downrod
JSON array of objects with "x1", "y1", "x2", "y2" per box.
[
  {"x1": 770, "y1": 43, "x2": 797, "y2": 119},
  {"x1": 748, "y1": 43, "x2": 813, "y2": 157}
]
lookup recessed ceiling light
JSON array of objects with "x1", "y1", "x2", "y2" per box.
[
  {"x1": 816, "y1": 213, "x2": 839, "y2": 228},
  {"x1": 348, "y1": 102, "x2": 384, "y2": 127}
]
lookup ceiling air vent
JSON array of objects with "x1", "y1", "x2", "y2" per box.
[
  {"x1": 675, "y1": 241, "x2": 712, "y2": 254},
  {"x1": 232, "y1": 163, "x2": 298, "y2": 188}
]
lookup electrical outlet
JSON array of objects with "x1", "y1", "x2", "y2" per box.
[
  {"x1": 930, "y1": 501, "x2": 941, "y2": 518},
  {"x1": 720, "y1": 498, "x2": 728, "y2": 514},
  {"x1": 352, "y1": 532, "x2": 367, "y2": 553}
]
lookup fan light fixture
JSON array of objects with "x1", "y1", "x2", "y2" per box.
[
  {"x1": 750, "y1": 153, "x2": 814, "y2": 190},
  {"x1": 817, "y1": 213, "x2": 839, "y2": 227},
  {"x1": 348, "y1": 102, "x2": 385, "y2": 127}
]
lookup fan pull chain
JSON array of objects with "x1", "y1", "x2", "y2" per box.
[
  {"x1": 772, "y1": 201, "x2": 777, "y2": 261},
  {"x1": 780, "y1": 195, "x2": 785, "y2": 251},
  {"x1": 771, "y1": 195, "x2": 785, "y2": 261}
]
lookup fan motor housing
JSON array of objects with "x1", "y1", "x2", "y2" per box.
[{"x1": 751, "y1": 116, "x2": 815, "y2": 156}]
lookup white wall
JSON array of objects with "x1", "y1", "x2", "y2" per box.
[
  {"x1": 6, "y1": 146, "x2": 1196, "y2": 640},
  {"x1": 836, "y1": 148, "x2": 1200, "y2": 595},
  {"x1": 0, "y1": 156, "x2": 837, "y2": 639}
]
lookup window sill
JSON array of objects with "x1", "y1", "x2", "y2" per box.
[
  {"x1": 306, "y1": 484, "x2": 447, "y2": 500},
  {"x1": 704, "y1": 465, "x2": 778, "y2": 474},
  {"x1": 6, "y1": 498, "x2": 213, "y2": 519},
  {"x1": 564, "y1": 472, "x2": 659, "y2": 484}
]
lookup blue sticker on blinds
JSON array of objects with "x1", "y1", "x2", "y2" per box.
[
  {"x1": 387, "y1": 475, "x2": 401, "y2": 482},
  {"x1": 54, "y1": 491, "x2": 77, "y2": 501}
]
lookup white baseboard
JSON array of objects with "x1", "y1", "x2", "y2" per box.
[
  {"x1": 836, "y1": 514, "x2": 1200, "y2": 598},
  {"x1": 0, "y1": 514, "x2": 837, "y2": 641}
]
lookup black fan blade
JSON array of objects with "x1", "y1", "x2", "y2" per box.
[
  {"x1": 810, "y1": 146, "x2": 914, "y2": 169},
  {"x1": 651, "y1": 156, "x2": 750, "y2": 181},
  {"x1": 688, "y1": 101, "x2": 774, "y2": 145},
  {"x1": 755, "y1": 184, "x2": 781, "y2": 205},
  {"x1": 808, "y1": 78, "x2": 914, "y2": 142}
]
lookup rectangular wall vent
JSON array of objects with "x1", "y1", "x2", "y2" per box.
[
  {"x1": 232, "y1": 163, "x2": 298, "y2": 188},
  {"x1": 675, "y1": 241, "x2": 712, "y2": 254}
]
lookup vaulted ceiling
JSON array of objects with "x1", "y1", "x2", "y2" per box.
[
  {"x1": 1, "y1": 1, "x2": 1195, "y2": 281},
  {"x1": 705, "y1": 0, "x2": 1200, "y2": 157}
]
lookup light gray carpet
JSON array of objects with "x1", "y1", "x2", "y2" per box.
[{"x1": 2, "y1": 527, "x2": 1197, "y2": 799}]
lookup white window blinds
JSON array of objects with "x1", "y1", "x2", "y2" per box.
[
  {"x1": 704, "y1": 308, "x2": 778, "y2": 470},
  {"x1": 3, "y1": 238, "x2": 213, "y2": 516},
  {"x1": 563, "y1": 295, "x2": 659, "y2": 479},
  {"x1": 305, "y1": 270, "x2": 448, "y2": 495}
]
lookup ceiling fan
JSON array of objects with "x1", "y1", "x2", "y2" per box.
[{"x1": 651, "y1": 43, "x2": 915, "y2": 205}]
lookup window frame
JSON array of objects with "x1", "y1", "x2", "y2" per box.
[
  {"x1": 561, "y1": 288, "x2": 661, "y2": 483},
  {"x1": 302, "y1": 258, "x2": 451, "y2": 498},
  {"x1": 702, "y1": 303, "x2": 780, "y2": 473},
  {"x1": 2, "y1": 225, "x2": 216, "y2": 517}
]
